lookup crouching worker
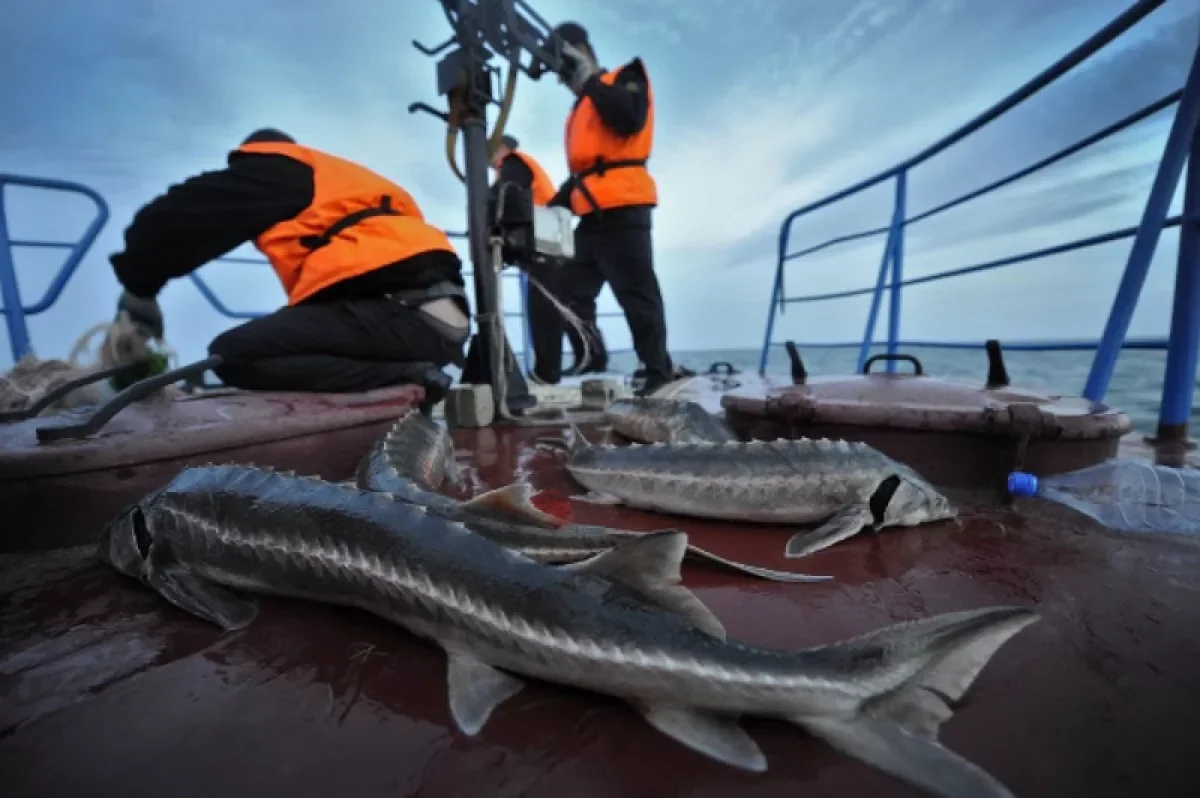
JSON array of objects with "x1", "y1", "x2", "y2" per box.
[
  {"x1": 488, "y1": 134, "x2": 586, "y2": 385},
  {"x1": 109, "y1": 128, "x2": 469, "y2": 403}
]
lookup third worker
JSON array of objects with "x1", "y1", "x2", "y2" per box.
[{"x1": 547, "y1": 21, "x2": 677, "y2": 396}]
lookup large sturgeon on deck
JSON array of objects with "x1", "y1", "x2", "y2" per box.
[
  {"x1": 563, "y1": 427, "x2": 957, "y2": 559},
  {"x1": 357, "y1": 412, "x2": 830, "y2": 583},
  {"x1": 101, "y1": 464, "x2": 1036, "y2": 797}
]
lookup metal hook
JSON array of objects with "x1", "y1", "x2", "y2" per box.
[
  {"x1": 412, "y1": 36, "x2": 456, "y2": 56},
  {"x1": 408, "y1": 102, "x2": 451, "y2": 122}
]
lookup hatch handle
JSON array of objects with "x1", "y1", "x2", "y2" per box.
[
  {"x1": 861, "y1": 353, "x2": 924, "y2": 376},
  {"x1": 706, "y1": 361, "x2": 740, "y2": 376},
  {"x1": 35, "y1": 355, "x2": 224, "y2": 443},
  {"x1": 783, "y1": 341, "x2": 807, "y2": 384},
  {"x1": 0, "y1": 361, "x2": 145, "y2": 423}
]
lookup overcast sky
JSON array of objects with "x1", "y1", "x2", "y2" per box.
[{"x1": 1, "y1": 0, "x2": 1198, "y2": 369}]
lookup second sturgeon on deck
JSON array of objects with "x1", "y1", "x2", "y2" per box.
[
  {"x1": 100, "y1": 464, "x2": 1036, "y2": 797},
  {"x1": 564, "y1": 427, "x2": 957, "y2": 559},
  {"x1": 357, "y1": 414, "x2": 830, "y2": 583}
]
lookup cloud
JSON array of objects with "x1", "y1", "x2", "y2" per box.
[{"x1": 0, "y1": 0, "x2": 1195, "y2": 367}]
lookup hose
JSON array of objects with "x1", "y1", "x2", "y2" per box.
[{"x1": 444, "y1": 56, "x2": 520, "y2": 182}]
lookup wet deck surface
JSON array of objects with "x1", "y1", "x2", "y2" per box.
[{"x1": 3, "y1": 422, "x2": 1200, "y2": 797}]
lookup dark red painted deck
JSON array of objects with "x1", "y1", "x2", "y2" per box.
[
  {"x1": 0, "y1": 384, "x2": 423, "y2": 553},
  {"x1": 3, "y1": 421, "x2": 1199, "y2": 798}
]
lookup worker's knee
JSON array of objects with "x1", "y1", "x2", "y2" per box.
[{"x1": 207, "y1": 325, "x2": 257, "y2": 365}]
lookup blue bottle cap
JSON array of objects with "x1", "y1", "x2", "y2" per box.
[{"x1": 1007, "y1": 471, "x2": 1038, "y2": 497}]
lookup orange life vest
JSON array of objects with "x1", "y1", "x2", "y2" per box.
[
  {"x1": 234, "y1": 141, "x2": 457, "y2": 305},
  {"x1": 564, "y1": 64, "x2": 656, "y2": 216},
  {"x1": 507, "y1": 150, "x2": 556, "y2": 206}
]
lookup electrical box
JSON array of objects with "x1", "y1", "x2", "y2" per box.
[{"x1": 532, "y1": 206, "x2": 575, "y2": 260}]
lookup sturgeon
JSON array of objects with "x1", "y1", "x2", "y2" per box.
[
  {"x1": 100, "y1": 463, "x2": 1036, "y2": 797},
  {"x1": 564, "y1": 427, "x2": 957, "y2": 559},
  {"x1": 356, "y1": 410, "x2": 462, "y2": 492},
  {"x1": 606, "y1": 396, "x2": 738, "y2": 445},
  {"x1": 357, "y1": 416, "x2": 830, "y2": 583}
]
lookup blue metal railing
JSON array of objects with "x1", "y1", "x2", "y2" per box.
[
  {"x1": 759, "y1": 0, "x2": 1200, "y2": 432},
  {"x1": 0, "y1": 174, "x2": 110, "y2": 362}
]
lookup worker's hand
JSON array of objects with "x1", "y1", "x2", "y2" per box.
[
  {"x1": 117, "y1": 289, "x2": 164, "y2": 340},
  {"x1": 559, "y1": 42, "x2": 600, "y2": 95}
]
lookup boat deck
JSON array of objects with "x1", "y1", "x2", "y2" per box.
[{"x1": 3, "y1": 400, "x2": 1200, "y2": 797}]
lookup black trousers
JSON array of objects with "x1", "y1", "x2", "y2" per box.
[
  {"x1": 207, "y1": 297, "x2": 465, "y2": 393},
  {"x1": 559, "y1": 212, "x2": 672, "y2": 384}
]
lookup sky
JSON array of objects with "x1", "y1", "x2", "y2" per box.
[{"x1": 1, "y1": 0, "x2": 1199, "y2": 370}]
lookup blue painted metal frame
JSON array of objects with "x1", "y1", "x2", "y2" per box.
[
  {"x1": 759, "y1": 0, "x2": 1200, "y2": 435},
  {"x1": 0, "y1": 174, "x2": 110, "y2": 362}
]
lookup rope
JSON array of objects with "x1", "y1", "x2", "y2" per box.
[{"x1": 0, "y1": 313, "x2": 180, "y2": 416}]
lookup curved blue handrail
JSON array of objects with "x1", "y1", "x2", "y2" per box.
[
  {"x1": 759, "y1": 0, "x2": 1200, "y2": 433},
  {"x1": 0, "y1": 174, "x2": 110, "y2": 361}
]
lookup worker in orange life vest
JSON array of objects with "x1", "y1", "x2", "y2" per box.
[
  {"x1": 545, "y1": 21, "x2": 677, "y2": 396},
  {"x1": 488, "y1": 134, "x2": 587, "y2": 385},
  {"x1": 109, "y1": 128, "x2": 469, "y2": 402}
]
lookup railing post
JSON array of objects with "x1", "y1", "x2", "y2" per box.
[
  {"x1": 886, "y1": 170, "x2": 908, "y2": 372},
  {"x1": 0, "y1": 186, "x2": 32, "y2": 362},
  {"x1": 1154, "y1": 120, "x2": 1200, "y2": 449},
  {"x1": 857, "y1": 178, "x2": 902, "y2": 372},
  {"x1": 758, "y1": 247, "x2": 786, "y2": 375},
  {"x1": 1084, "y1": 35, "x2": 1200, "y2": 402},
  {"x1": 519, "y1": 270, "x2": 533, "y2": 376}
]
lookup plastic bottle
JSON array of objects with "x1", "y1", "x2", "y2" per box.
[{"x1": 1007, "y1": 458, "x2": 1200, "y2": 535}]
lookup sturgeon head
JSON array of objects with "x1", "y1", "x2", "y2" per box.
[
  {"x1": 99, "y1": 496, "x2": 157, "y2": 583},
  {"x1": 786, "y1": 465, "x2": 957, "y2": 559}
]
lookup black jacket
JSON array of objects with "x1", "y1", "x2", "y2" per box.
[
  {"x1": 111, "y1": 151, "x2": 464, "y2": 303},
  {"x1": 548, "y1": 58, "x2": 653, "y2": 227}
]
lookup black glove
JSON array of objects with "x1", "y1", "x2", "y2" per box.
[
  {"x1": 117, "y1": 289, "x2": 164, "y2": 340},
  {"x1": 559, "y1": 42, "x2": 600, "y2": 95}
]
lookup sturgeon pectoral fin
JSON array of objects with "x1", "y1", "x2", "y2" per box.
[
  {"x1": 445, "y1": 648, "x2": 526, "y2": 735},
  {"x1": 146, "y1": 566, "x2": 260, "y2": 631},
  {"x1": 640, "y1": 704, "x2": 767, "y2": 773},
  {"x1": 683, "y1": 543, "x2": 834, "y2": 583},
  {"x1": 563, "y1": 531, "x2": 726, "y2": 640},
  {"x1": 785, "y1": 504, "x2": 875, "y2": 559},
  {"x1": 791, "y1": 715, "x2": 1016, "y2": 798},
  {"x1": 462, "y1": 483, "x2": 565, "y2": 528}
]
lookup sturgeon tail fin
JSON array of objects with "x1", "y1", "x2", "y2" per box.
[{"x1": 791, "y1": 605, "x2": 1038, "y2": 798}]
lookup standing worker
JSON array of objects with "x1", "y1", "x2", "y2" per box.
[
  {"x1": 109, "y1": 128, "x2": 469, "y2": 404},
  {"x1": 488, "y1": 134, "x2": 581, "y2": 385},
  {"x1": 547, "y1": 21, "x2": 675, "y2": 396}
]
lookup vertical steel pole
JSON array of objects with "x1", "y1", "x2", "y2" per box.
[{"x1": 1085, "y1": 37, "x2": 1200, "y2": 401}]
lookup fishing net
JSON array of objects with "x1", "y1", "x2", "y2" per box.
[{"x1": 0, "y1": 312, "x2": 181, "y2": 416}]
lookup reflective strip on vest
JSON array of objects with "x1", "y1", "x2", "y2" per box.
[
  {"x1": 564, "y1": 66, "x2": 656, "y2": 216},
  {"x1": 234, "y1": 141, "x2": 458, "y2": 305},
  {"x1": 509, "y1": 151, "x2": 556, "y2": 206}
]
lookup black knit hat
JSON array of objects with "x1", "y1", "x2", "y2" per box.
[
  {"x1": 242, "y1": 128, "x2": 295, "y2": 145},
  {"x1": 551, "y1": 22, "x2": 589, "y2": 49},
  {"x1": 501, "y1": 134, "x2": 519, "y2": 151}
]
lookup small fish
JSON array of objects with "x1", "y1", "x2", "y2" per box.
[
  {"x1": 605, "y1": 396, "x2": 738, "y2": 444},
  {"x1": 563, "y1": 427, "x2": 957, "y2": 559},
  {"x1": 100, "y1": 463, "x2": 1036, "y2": 797},
  {"x1": 358, "y1": 412, "x2": 828, "y2": 582},
  {"x1": 356, "y1": 410, "x2": 461, "y2": 492}
]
